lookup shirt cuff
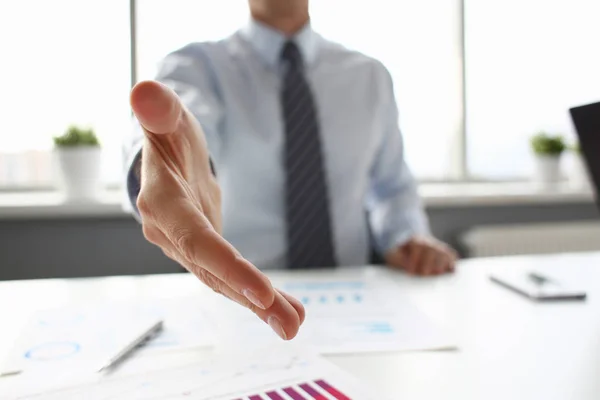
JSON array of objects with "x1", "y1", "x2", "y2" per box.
[
  {"x1": 122, "y1": 141, "x2": 217, "y2": 224},
  {"x1": 123, "y1": 142, "x2": 143, "y2": 222},
  {"x1": 370, "y1": 203, "x2": 431, "y2": 255}
]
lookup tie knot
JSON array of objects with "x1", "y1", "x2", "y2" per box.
[{"x1": 281, "y1": 41, "x2": 303, "y2": 68}]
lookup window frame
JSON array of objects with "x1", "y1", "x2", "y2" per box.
[
  {"x1": 128, "y1": 0, "x2": 471, "y2": 183},
  {"x1": 0, "y1": 0, "x2": 505, "y2": 191}
]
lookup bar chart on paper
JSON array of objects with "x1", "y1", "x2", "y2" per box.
[
  {"x1": 283, "y1": 281, "x2": 368, "y2": 314},
  {"x1": 232, "y1": 379, "x2": 351, "y2": 400},
  {"x1": 230, "y1": 379, "x2": 351, "y2": 400}
]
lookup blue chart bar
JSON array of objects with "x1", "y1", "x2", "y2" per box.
[
  {"x1": 298, "y1": 293, "x2": 364, "y2": 306},
  {"x1": 366, "y1": 322, "x2": 394, "y2": 334},
  {"x1": 287, "y1": 281, "x2": 368, "y2": 308}
]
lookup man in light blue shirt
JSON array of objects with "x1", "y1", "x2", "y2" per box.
[{"x1": 125, "y1": 0, "x2": 456, "y2": 340}]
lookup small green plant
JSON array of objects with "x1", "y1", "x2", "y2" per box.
[
  {"x1": 53, "y1": 126, "x2": 100, "y2": 147},
  {"x1": 530, "y1": 132, "x2": 565, "y2": 156}
]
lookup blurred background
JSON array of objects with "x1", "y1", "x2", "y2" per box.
[{"x1": 0, "y1": 0, "x2": 599, "y2": 280}]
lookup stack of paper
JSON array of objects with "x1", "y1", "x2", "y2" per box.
[{"x1": 0, "y1": 268, "x2": 457, "y2": 399}]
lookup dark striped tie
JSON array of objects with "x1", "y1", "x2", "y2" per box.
[{"x1": 281, "y1": 41, "x2": 337, "y2": 269}]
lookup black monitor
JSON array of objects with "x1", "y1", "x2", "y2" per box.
[{"x1": 570, "y1": 102, "x2": 600, "y2": 197}]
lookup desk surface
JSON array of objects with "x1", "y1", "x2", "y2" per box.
[{"x1": 2, "y1": 252, "x2": 600, "y2": 399}]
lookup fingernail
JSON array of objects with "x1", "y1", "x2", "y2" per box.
[
  {"x1": 268, "y1": 316, "x2": 287, "y2": 340},
  {"x1": 243, "y1": 289, "x2": 266, "y2": 310}
]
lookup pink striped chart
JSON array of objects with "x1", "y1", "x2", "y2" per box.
[{"x1": 231, "y1": 379, "x2": 352, "y2": 400}]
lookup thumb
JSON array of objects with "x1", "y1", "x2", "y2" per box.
[{"x1": 130, "y1": 80, "x2": 182, "y2": 135}]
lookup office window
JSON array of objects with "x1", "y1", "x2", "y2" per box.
[
  {"x1": 0, "y1": 0, "x2": 130, "y2": 187},
  {"x1": 137, "y1": 0, "x2": 463, "y2": 180},
  {"x1": 136, "y1": 0, "x2": 249, "y2": 81},
  {"x1": 465, "y1": 0, "x2": 600, "y2": 179}
]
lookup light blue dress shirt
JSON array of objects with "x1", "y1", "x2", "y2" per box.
[{"x1": 125, "y1": 20, "x2": 429, "y2": 269}]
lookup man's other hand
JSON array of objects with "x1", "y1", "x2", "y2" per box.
[
  {"x1": 385, "y1": 236, "x2": 457, "y2": 276},
  {"x1": 130, "y1": 80, "x2": 304, "y2": 340}
]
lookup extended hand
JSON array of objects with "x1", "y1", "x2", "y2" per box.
[
  {"x1": 130, "y1": 81, "x2": 304, "y2": 340},
  {"x1": 385, "y1": 236, "x2": 457, "y2": 276}
]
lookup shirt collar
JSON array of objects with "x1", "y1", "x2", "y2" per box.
[{"x1": 240, "y1": 18, "x2": 319, "y2": 69}]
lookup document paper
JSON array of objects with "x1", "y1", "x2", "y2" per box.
[
  {"x1": 215, "y1": 268, "x2": 456, "y2": 354},
  {"x1": 16, "y1": 349, "x2": 386, "y2": 400}
]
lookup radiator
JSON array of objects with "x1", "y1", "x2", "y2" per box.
[{"x1": 461, "y1": 221, "x2": 600, "y2": 258}]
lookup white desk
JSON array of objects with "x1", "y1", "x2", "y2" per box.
[{"x1": 2, "y1": 252, "x2": 600, "y2": 399}]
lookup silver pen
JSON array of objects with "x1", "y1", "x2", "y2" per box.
[
  {"x1": 97, "y1": 319, "x2": 163, "y2": 373},
  {"x1": 0, "y1": 370, "x2": 22, "y2": 378}
]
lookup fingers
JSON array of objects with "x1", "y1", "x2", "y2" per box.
[
  {"x1": 434, "y1": 253, "x2": 448, "y2": 274},
  {"x1": 448, "y1": 248, "x2": 458, "y2": 272},
  {"x1": 137, "y1": 139, "x2": 273, "y2": 310},
  {"x1": 141, "y1": 224, "x2": 302, "y2": 340},
  {"x1": 140, "y1": 195, "x2": 275, "y2": 309},
  {"x1": 407, "y1": 244, "x2": 424, "y2": 275},
  {"x1": 156, "y1": 200, "x2": 274, "y2": 309},
  {"x1": 391, "y1": 238, "x2": 458, "y2": 276},
  {"x1": 204, "y1": 280, "x2": 302, "y2": 341},
  {"x1": 131, "y1": 81, "x2": 182, "y2": 136},
  {"x1": 279, "y1": 290, "x2": 306, "y2": 325},
  {"x1": 420, "y1": 249, "x2": 437, "y2": 276},
  {"x1": 255, "y1": 290, "x2": 302, "y2": 340}
]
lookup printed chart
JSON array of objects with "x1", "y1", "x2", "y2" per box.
[
  {"x1": 281, "y1": 280, "x2": 384, "y2": 317},
  {"x1": 216, "y1": 271, "x2": 456, "y2": 355},
  {"x1": 290, "y1": 281, "x2": 366, "y2": 307},
  {"x1": 282, "y1": 277, "x2": 455, "y2": 354}
]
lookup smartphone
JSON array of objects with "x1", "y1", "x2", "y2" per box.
[{"x1": 489, "y1": 271, "x2": 587, "y2": 301}]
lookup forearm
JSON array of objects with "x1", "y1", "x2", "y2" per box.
[{"x1": 367, "y1": 62, "x2": 430, "y2": 255}]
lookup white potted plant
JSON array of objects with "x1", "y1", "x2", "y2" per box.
[
  {"x1": 53, "y1": 126, "x2": 102, "y2": 201},
  {"x1": 530, "y1": 132, "x2": 566, "y2": 186}
]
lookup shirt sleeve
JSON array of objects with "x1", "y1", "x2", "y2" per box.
[
  {"x1": 366, "y1": 63, "x2": 431, "y2": 255},
  {"x1": 122, "y1": 44, "x2": 224, "y2": 218}
]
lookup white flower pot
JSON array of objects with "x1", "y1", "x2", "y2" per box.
[
  {"x1": 54, "y1": 147, "x2": 102, "y2": 201},
  {"x1": 533, "y1": 154, "x2": 562, "y2": 185}
]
